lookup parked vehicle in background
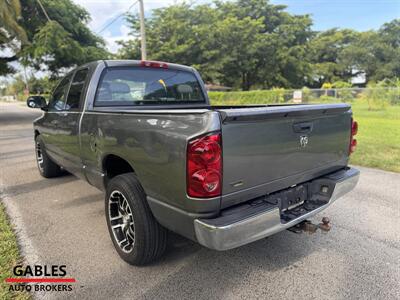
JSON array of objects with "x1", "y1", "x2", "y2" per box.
[{"x1": 28, "y1": 60, "x2": 360, "y2": 265}]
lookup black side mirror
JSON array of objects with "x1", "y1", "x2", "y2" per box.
[{"x1": 26, "y1": 96, "x2": 47, "y2": 109}]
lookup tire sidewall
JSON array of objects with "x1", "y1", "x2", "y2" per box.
[
  {"x1": 35, "y1": 135, "x2": 46, "y2": 176},
  {"x1": 35, "y1": 135, "x2": 62, "y2": 178},
  {"x1": 105, "y1": 174, "x2": 148, "y2": 264}
]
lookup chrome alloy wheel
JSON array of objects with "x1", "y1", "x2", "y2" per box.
[
  {"x1": 108, "y1": 190, "x2": 135, "y2": 253},
  {"x1": 35, "y1": 140, "x2": 44, "y2": 172}
]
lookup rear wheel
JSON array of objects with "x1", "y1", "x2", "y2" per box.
[
  {"x1": 35, "y1": 135, "x2": 63, "y2": 178},
  {"x1": 105, "y1": 173, "x2": 167, "y2": 265}
]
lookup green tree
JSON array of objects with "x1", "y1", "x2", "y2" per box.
[
  {"x1": 4, "y1": 73, "x2": 57, "y2": 99},
  {"x1": 308, "y1": 29, "x2": 359, "y2": 86},
  {"x1": 118, "y1": 0, "x2": 313, "y2": 90},
  {"x1": 4, "y1": 74, "x2": 26, "y2": 97},
  {"x1": 216, "y1": 0, "x2": 313, "y2": 88},
  {"x1": 202, "y1": 15, "x2": 266, "y2": 90},
  {"x1": 0, "y1": 0, "x2": 28, "y2": 75},
  {"x1": 20, "y1": 0, "x2": 110, "y2": 76},
  {"x1": 309, "y1": 19, "x2": 400, "y2": 86},
  {"x1": 374, "y1": 19, "x2": 400, "y2": 80},
  {"x1": 0, "y1": 0, "x2": 26, "y2": 42},
  {"x1": 117, "y1": 3, "x2": 220, "y2": 76},
  {"x1": 1, "y1": 0, "x2": 110, "y2": 77}
]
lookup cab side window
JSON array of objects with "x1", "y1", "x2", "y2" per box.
[
  {"x1": 66, "y1": 69, "x2": 89, "y2": 111},
  {"x1": 48, "y1": 75, "x2": 72, "y2": 111}
]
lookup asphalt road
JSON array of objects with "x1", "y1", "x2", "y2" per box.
[{"x1": 1, "y1": 102, "x2": 399, "y2": 300}]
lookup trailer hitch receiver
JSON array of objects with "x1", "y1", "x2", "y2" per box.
[{"x1": 287, "y1": 217, "x2": 331, "y2": 234}]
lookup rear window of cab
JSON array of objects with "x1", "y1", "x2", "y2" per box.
[{"x1": 94, "y1": 67, "x2": 206, "y2": 107}]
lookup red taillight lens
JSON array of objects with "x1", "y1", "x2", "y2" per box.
[
  {"x1": 350, "y1": 138, "x2": 357, "y2": 153},
  {"x1": 187, "y1": 132, "x2": 222, "y2": 198},
  {"x1": 349, "y1": 118, "x2": 358, "y2": 154},
  {"x1": 140, "y1": 60, "x2": 169, "y2": 69},
  {"x1": 351, "y1": 119, "x2": 358, "y2": 136}
]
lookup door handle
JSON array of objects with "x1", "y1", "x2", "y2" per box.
[{"x1": 293, "y1": 122, "x2": 313, "y2": 133}]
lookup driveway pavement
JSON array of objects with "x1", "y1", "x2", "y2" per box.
[{"x1": 1, "y1": 102, "x2": 399, "y2": 299}]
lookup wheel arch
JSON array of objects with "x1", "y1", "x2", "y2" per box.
[{"x1": 102, "y1": 154, "x2": 136, "y2": 186}]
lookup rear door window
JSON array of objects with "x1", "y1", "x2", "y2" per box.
[
  {"x1": 66, "y1": 68, "x2": 89, "y2": 111},
  {"x1": 94, "y1": 67, "x2": 206, "y2": 106}
]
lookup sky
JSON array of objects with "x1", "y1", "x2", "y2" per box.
[{"x1": 73, "y1": 0, "x2": 400, "y2": 53}]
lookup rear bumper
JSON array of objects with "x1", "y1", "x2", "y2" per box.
[{"x1": 194, "y1": 167, "x2": 360, "y2": 250}]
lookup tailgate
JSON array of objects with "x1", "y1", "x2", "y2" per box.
[{"x1": 216, "y1": 103, "x2": 352, "y2": 209}]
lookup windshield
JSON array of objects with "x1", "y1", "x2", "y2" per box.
[{"x1": 94, "y1": 67, "x2": 206, "y2": 106}]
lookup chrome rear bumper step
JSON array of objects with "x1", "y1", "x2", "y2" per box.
[{"x1": 194, "y1": 168, "x2": 360, "y2": 250}]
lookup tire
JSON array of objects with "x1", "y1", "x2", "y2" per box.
[
  {"x1": 105, "y1": 173, "x2": 167, "y2": 265},
  {"x1": 35, "y1": 135, "x2": 63, "y2": 178}
]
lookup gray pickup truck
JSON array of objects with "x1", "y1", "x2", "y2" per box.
[{"x1": 28, "y1": 60, "x2": 359, "y2": 265}]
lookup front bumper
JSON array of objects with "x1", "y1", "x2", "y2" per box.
[{"x1": 194, "y1": 167, "x2": 360, "y2": 250}]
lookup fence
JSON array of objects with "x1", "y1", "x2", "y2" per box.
[
  {"x1": 301, "y1": 87, "x2": 399, "y2": 105},
  {"x1": 209, "y1": 87, "x2": 400, "y2": 108}
]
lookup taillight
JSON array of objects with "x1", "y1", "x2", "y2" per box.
[
  {"x1": 187, "y1": 132, "x2": 222, "y2": 198},
  {"x1": 140, "y1": 60, "x2": 169, "y2": 69},
  {"x1": 349, "y1": 118, "x2": 358, "y2": 154}
]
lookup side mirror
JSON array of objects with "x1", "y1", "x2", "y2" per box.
[{"x1": 26, "y1": 96, "x2": 47, "y2": 109}]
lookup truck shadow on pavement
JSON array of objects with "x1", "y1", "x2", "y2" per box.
[
  {"x1": 142, "y1": 232, "x2": 319, "y2": 299},
  {"x1": 0, "y1": 148, "x2": 35, "y2": 160},
  {"x1": 59, "y1": 193, "x2": 104, "y2": 209},
  {"x1": 5, "y1": 174, "x2": 79, "y2": 196}
]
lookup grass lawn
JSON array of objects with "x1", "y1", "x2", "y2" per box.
[
  {"x1": 350, "y1": 102, "x2": 400, "y2": 172},
  {"x1": 0, "y1": 202, "x2": 30, "y2": 300},
  {"x1": 209, "y1": 95, "x2": 400, "y2": 173}
]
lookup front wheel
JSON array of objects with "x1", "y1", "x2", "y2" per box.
[
  {"x1": 105, "y1": 173, "x2": 167, "y2": 265},
  {"x1": 35, "y1": 135, "x2": 63, "y2": 178}
]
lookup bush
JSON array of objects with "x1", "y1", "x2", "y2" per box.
[
  {"x1": 208, "y1": 89, "x2": 291, "y2": 105},
  {"x1": 209, "y1": 85, "x2": 399, "y2": 108}
]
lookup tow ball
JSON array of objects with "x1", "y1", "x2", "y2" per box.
[{"x1": 288, "y1": 217, "x2": 331, "y2": 234}]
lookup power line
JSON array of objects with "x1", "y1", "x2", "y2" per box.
[{"x1": 97, "y1": 1, "x2": 139, "y2": 34}]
